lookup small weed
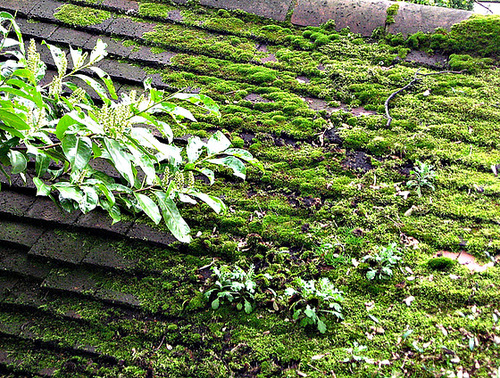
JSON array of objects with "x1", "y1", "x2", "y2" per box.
[
  {"x1": 285, "y1": 277, "x2": 343, "y2": 333},
  {"x1": 362, "y1": 243, "x2": 401, "y2": 280},
  {"x1": 406, "y1": 160, "x2": 436, "y2": 197},
  {"x1": 343, "y1": 342, "x2": 369, "y2": 363},
  {"x1": 314, "y1": 242, "x2": 348, "y2": 267},
  {"x1": 205, "y1": 265, "x2": 272, "y2": 314}
]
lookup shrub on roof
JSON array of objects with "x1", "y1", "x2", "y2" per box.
[{"x1": 0, "y1": 12, "x2": 262, "y2": 243}]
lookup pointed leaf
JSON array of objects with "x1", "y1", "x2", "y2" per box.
[
  {"x1": 35, "y1": 152, "x2": 50, "y2": 177},
  {"x1": 42, "y1": 41, "x2": 67, "y2": 76},
  {"x1": 154, "y1": 191, "x2": 191, "y2": 243},
  {"x1": 135, "y1": 192, "x2": 162, "y2": 224},
  {"x1": 74, "y1": 74, "x2": 111, "y2": 105},
  {"x1": 178, "y1": 192, "x2": 197, "y2": 204},
  {"x1": 206, "y1": 131, "x2": 231, "y2": 156},
  {"x1": 69, "y1": 45, "x2": 84, "y2": 70},
  {"x1": 56, "y1": 113, "x2": 80, "y2": 140},
  {"x1": 186, "y1": 189, "x2": 226, "y2": 214},
  {"x1": 89, "y1": 66, "x2": 117, "y2": 100},
  {"x1": 207, "y1": 156, "x2": 246, "y2": 179},
  {"x1": 224, "y1": 148, "x2": 264, "y2": 171},
  {"x1": 104, "y1": 138, "x2": 135, "y2": 185},
  {"x1": 172, "y1": 93, "x2": 220, "y2": 117},
  {"x1": 8, "y1": 150, "x2": 27, "y2": 174},
  {"x1": 89, "y1": 39, "x2": 108, "y2": 65},
  {"x1": 186, "y1": 136, "x2": 205, "y2": 163},
  {"x1": 33, "y1": 177, "x2": 51, "y2": 196},
  {"x1": 54, "y1": 183, "x2": 83, "y2": 202},
  {"x1": 0, "y1": 109, "x2": 29, "y2": 136},
  {"x1": 79, "y1": 186, "x2": 99, "y2": 213},
  {"x1": 62, "y1": 134, "x2": 92, "y2": 171}
]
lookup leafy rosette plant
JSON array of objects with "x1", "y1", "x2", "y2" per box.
[
  {"x1": 204, "y1": 265, "x2": 273, "y2": 314},
  {"x1": 0, "y1": 12, "x2": 262, "y2": 242},
  {"x1": 361, "y1": 243, "x2": 401, "y2": 280},
  {"x1": 285, "y1": 277, "x2": 343, "y2": 333}
]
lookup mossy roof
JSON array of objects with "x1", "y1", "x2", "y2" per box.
[{"x1": 0, "y1": 0, "x2": 500, "y2": 376}]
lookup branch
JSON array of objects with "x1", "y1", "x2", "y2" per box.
[
  {"x1": 472, "y1": 0, "x2": 493, "y2": 14},
  {"x1": 384, "y1": 69, "x2": 466, "y2": 127}
]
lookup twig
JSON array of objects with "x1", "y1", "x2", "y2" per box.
[
  {"x1": 473, "y1": 0, "x2": 493, "y2": 14},
  {"x1": 306, "y1": 363, "x2": 324, "y2": 373},
  {"x1": 153, "y1": 335, "x2": 166, "y2": 352},
  {"x1": 198, "y1": 258, "x2": 217, "y2": 271},
  {"x1": 384, "y1": 69, "x2": 466, "y2": 127},
  {"x1": 385, "y1": 69, "x2": 421, "y2": 127}
]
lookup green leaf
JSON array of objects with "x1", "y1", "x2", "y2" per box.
[
  {"x1": 93, "y1": 182, "x2": 115, "y2": 208},
  {"x1": 207, "y1": 156, "x2": 246, "y2": 179},
  {"x1": 129, "y1": 128, "x2": 181, "y2": 166},
  {"x1": 54, "y1": 183, "x2": 83, "y2": 202},
  {"x1": 224, "y1": 148, "x2": 264, "y2": 172},
  {"x1": 211, "y1": 298, "x2": 220, "y2": 310},
  {"x1": 89, "y1": 39, "x2": 108, "y2": 65},
  {"x1": 56, "y1": 113, "x2": 80, "y2": 140},
  {"x1": 1, "y1": 13, "x2": 24, "y2": 53},
  {"x1": 186, "y1": 136, "x2": 205, "y2": 163},
  {"x1": 0, "y1": 137, "x2": 20, "y2": 162},
  {"x1": 35, "y1": 152, "x2": 50, "y2": 177},
  {"x1": 244, "y1": 300, "x2": 253, "y2": 314},
  {"x1": 59, "y1": 197, "x2": 78, "y2": 213},
  {"x1": 154, "y1": 191, "x2": 191, "y2": 243},
  {"x1": 366, "y1": 270, "x2": 376, "y2": 280},
  {"x1": 69, "y1": 45, "x2": 84, "y2": 70},
  {"x1": 170, "y1": 105, "x2": 196, "y2": 122},
  {"x1": 62, "y1": 134, "x2": 92, "y2": 171},
  {"x1": 104, "y1": 138, "x2": 135, "y2": 185},
  {"x1": 0, "y1": 109, "x2": 30, "y2": 136},
  {"x1": 178, "y1": 193, "x2": 197, "y2": 205},
  {"x1": 8, "y1": 150, "x2": 27, "y2": 174},
  {"x1": 135, "y1": 192, "x2": 162, "y2": 225},
  {"x1": 206, "y1": 131, "x2": 231, "y2": 156},
  {"x1": 89, "y1": 66, "x2": 118, "y2": 100},
  {"x1": 79, "y1": 186, "x2": 99, "y2": 213},
  {"x1": 74, "y1": 74, "x2": 111, "y2": 105},
  {"x1": 172, "y1": 93, "x2": 220, "y2": 117},
  {"x1": 304, "y1": 306, "x2": 316, "y2": 318},
  {"x1": 186, "y1": 189, "x2": 226, "y2": 214},
  {"x1": 317, "y1": 319, "x2": 327, "y2": 334},
  {"x1": 0, "y1": 85, "x2": 40, "y2": 107},
  {"x1": 42, "y1": 41, "x2": 67, "y2": 76},
  {"x1": 33, "y1": 177, "x2": 51, "y2": 196},
  {"x1": 128, "y1": 144, "x2": 157, "y2": 185},
  {"x1": 108, "y1": 205, "x2": 121, "y2": 223}
]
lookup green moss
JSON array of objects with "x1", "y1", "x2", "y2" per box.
[
  {"x1": 385, "y1": 4, "x2": 399, "y2": 25},
  {"x1": 448, "y1": 54, "x2": 494, "y2": 73},
  {"x1": 427, "y1": 256, "x2": 456, "y2": 270},
  {"x1": 9, "y1": 1, "x2": 500, "y2": 375},
  {"x1": 54, "y1": 4, "x2": 111, "y2": 27},
  {"x1": 399, "y1": 15, "x2": 500, "y2": 58}
]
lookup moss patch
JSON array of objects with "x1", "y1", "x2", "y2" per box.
[{"x1": 54, "y1": 4, "x2": 111, "y2": 27}]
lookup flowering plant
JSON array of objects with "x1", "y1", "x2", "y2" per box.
[{"x1": 0, "y1": 12, "x2": 261, "y2": 242}]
